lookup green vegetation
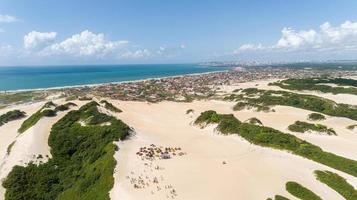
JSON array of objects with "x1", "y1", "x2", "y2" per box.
[
  {"x1": 6, "y1": 141, "x2": 16, "y2": 155},
  {"x1": 347, "y1": 124, "x2": 357, "y2": 130},
  {"x1": 3, "y1": 101, "x2": 131, "y2": 200},
  {"x1": 288, "y1": 121, "x2": 336, "y2": 135},
  {"x1": 100, "y1": 100, "x2": 122, "y2": 113},
  {"x1": 55, "y1": 102, "x2": 77, "y2": 112},
  {"x1": 65, "y1": 95, "x2": 78, "y2": 101},
  {"x1": 43, "y1": 101, "x2": 56, "y2": 108},
  {"x1": 195, "y1": 110, "x2": 357, "y2": 178},
  {"x1": 0, "y1": 91, "x2": 46, "y2": 106},
  {"x1": 78, "y1": 96, "x2": 93, "y2": 101},
  {"x1": 308, "y1": 113, "x2": 326, "y2": 121},
  {"x1": 266, "y1": 195, "x2": 291, "y2": 200},
  {"x1": 233, "y1": 88, "x2": 357, "y2": 121},
  {"x1": 245, "y1": 117, "x2": 263, "y2": 125},
  {"x1": 18, "y1": 102, "x2": 77, "y2": 133},
  {"x1": 270, "y1": 78, "x2": 357, "y2": 95},
  {"x1": 233, "y1": 101, "x2": 272, "y2": 112},
  {"x1": 285, "y1": 181, "x2": 322, "y2": 200},
  {"x1": 0, "y1": 110, "x2": 26, "y2": 126},
  {"x1": 274, "y1": 195, "x2": 290, "y2": 200},
  {"x1": 18, "y1": 106, "x2": 54, "y2": 133},
  {"x1": 186, "y1": 109, "x2": 194, "y2": 114},
  {"x1": 315, "y1": 170, "x2": 357, "y2": 200},
  {"x1": 194, "y1": 110, "x2": 222, "y2": 126}
]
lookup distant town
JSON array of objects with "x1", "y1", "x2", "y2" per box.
[{"x1": 60, "y1": 66, "x2": 357, "y2": 103}]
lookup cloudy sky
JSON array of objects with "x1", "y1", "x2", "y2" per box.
[{"x1": 1, "y1": 0, "x2": 357, "y2": 66}]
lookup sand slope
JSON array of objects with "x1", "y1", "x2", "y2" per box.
[
  {"x1": 1, "y1": 86, "x2": 357, "y2": 200},
  {"x1": 109, "y1": 100, "x2": 357, "y2": 200}
]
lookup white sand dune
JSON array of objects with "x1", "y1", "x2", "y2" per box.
[
  {"x1": 109, "y1": 100, "x2": 357, "y2": 200},
  {"x1": 1, "y1": 82, "x2": 357, "y2": 200}
]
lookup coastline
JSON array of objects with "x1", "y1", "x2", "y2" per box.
[{"x1": 0, "y1": 69, "x2": 230, "y2": 93}]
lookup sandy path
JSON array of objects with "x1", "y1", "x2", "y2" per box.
[{"x1": 109, "y1": 100, "x2": 357, "y2": 200}]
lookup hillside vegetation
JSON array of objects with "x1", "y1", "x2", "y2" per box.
[
  {"x1": 195, "y1": 110, "x2": 357, "y2": 178},
  {"x1": 315, "y1": 170, "x2": 357, "y2": 200},
  {"x1": 270, "y1": 78, "x2": 357, "y2": 95},
  {"x1": 18, "y1": 102, "x2": 77, "y2": 133},
  {"x1": 230, "y1": 88, "x2": 357, "y2": 121},
  {"x1": 3, "y1": 101, "x2": 131, "y2": 200},
  {"x1": 285, "y1": 182, "x2": 322, "y2": 200},
  {"x1": 288, "y1": 121, "x2": 336, "y2": 135},
  {"x1": 0, "y1": 110, "x2": 26, "y2": 126},
  {"x1": 100, "y1": 100, "x2": 122, "y2": 113}
]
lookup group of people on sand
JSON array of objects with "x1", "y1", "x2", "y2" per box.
[{"x1": 136, "y1": 144, "x2": 186, "y2": 160}]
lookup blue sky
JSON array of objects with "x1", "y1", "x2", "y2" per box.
[{"x1": 1, "y1": 0, "x2": 357, "y2": 65}]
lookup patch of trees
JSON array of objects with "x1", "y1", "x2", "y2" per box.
[
  {"x1": 269, "y1": 78, "x2": 357, "y2": 95},
  {"x1": 288, "y1": 121, "x2": 336, "y2": 135},
  {"x1": 285, "y1": 182, "x2": 322, "y2": 200},
  {"x1": 18, "y1": 102, "x2": 77, "y2": 133},
  {"x1": 307, "y1": 113, "x2": 326, "y2": 121},
  {"x1": 3, "y1": 101, "x2": 131, "y2": 200},
  {"x1": 315, "y1": 170, "x2": 357, "y2": 200},
  {"x1": 0, "y1": 110, "x2": 26, "y2": 126},
  {"x1": 244, "y1": 117, "x2": 263, "y2": 126},
  {"x1": 235, "y1": 88, "x2": 357, "y2": 121},
  {"x1": 100, "y1": 100, "x2": 122, "y2": 113}
]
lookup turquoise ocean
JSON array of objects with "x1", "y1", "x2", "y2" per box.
[{"x1": 0, "y1": 64, "x2": 231, "y2": 91}]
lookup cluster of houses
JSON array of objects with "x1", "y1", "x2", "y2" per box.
[{"x1": 59, "y1": 67, "x2": 357, "y2": 102}]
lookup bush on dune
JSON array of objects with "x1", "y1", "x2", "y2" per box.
[
  {"x1": 194, "y1": 110, "x2": 357, "y2": 178},
  {"x1": 3, "y1": 101, "x2": 131, "y2": 200}
]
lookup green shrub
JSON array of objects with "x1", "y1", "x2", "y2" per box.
[
  {"x1": 274, "y1": 195, "x2": 290, "y2": 200},
  {"x1": 6, "y1": 141, "x2": 16, "y2": 155},
  {"x1": 286, "y1": 181, "x2": 322, "y2": 200},
  {"x1": 18, "y1": 109, "x2": 46, "y2": 133},
  {"x1": 0, "y1": 110, "x2": 26, "y2": 126},
  {"x1": 271, "y1": 78, "x2": 357, "y2": 95},
  {"x1": 308, "y1": 113, "x2": 326, "y2": 121},
  {"x1": 288, "y1": 121, "x2": 336, "y2": 135},
  {"x1": 100, "y1": 100, "x2": 122, "y2": 113},
  {"x1": 3, "y1": 101, "x2": 131, "y2": 200},
  {"x1": 186, "y1": 109, "x2": 194, "y2": 114},
  {"x1": 315, "y1": 170, "x2": 357, "y2": 200},
  {"x1": 195, "y1": 110, "x2": 357, "y2": 178},
  {"x1": 234, "y1": 88, "x2": 357, "y2": 121},
  {"x1": 194, "y1": 110, "x2": 222, "y2": 126},
  {"x1": 347, "y1": 124, "x2": 357, "y2": 130},
  {"x1": 245, "y1": 117, "x2": 263, "y2": 125},
  {"x1": 18, "y1": 102, "x2": 60, "y2": 133},
  {"x1": 41, "y1": 109, "x2": 57, "y2": 117},
  {"x1": 79, "y1": 96, "x2": 92, "y2": 101}
]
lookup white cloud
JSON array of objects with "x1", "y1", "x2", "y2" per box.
[
  {"x1": 236, "y1": 43, "x2": 265, "y2": 51},
  {"x1": 0, "y1": 14, "x2": 18, "y2": 23},
  {"x1": 276, "y1": 28, "x2": 318, "y2": 49},
  {"x1": 43, "y1": 30, "x2": 129, "y2": 57},
  {"x1": 235, "y1": 20, "x2": 357, "y2": 54},
  {"x1": 24, "y1": 31, "x2": 57, "y2": 49},
  {"x1": 156, "y1": 44, "x2": 186, "y2": 57},
  {"x1": 120, "y1": 49, "x2": 150, "y2": 59}
]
